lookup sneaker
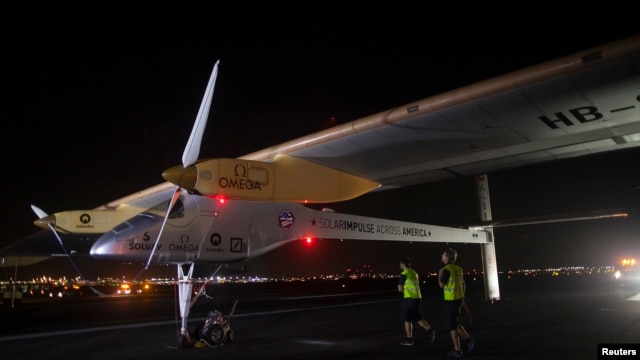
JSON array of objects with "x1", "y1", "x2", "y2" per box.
[
  {"x1": 428, "y1": 329, "x2": 436, "y2": 346},
  {"x1": 400, "y1": 338, "x2": 414, "y2": 346},
  {"x1": 446, "y1": 349, "x2": 464, "y2": 358},
  {"x1": 466, "y1": 339, "x2": 476, "y2": 353}
]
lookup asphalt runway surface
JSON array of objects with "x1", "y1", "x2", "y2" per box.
[{"x1": 1, "y1": 274, "x2": 639, "y2": 359}]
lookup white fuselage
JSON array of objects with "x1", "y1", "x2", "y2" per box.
[{"x1": 89, "y1": 192, "x2": 488, "y2": 266}]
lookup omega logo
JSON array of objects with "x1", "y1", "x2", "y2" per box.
[{"x1": 234, "y1": 164, "x2": 247, "y2": 177}]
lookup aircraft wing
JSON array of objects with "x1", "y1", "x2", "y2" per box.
[
  {"x1": 241, "y1": 35, "x2": 640, "y2": 190},
  {"x1": 0, "y1": 231, "x2": 101, "y2": 267},
  {"x1": 89, "y1": 34, "x2": 639, "y2": 210}
]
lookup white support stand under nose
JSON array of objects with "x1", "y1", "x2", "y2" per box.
[{"x1": 177, "y1": 263, "x2": 195, "y2": 335}]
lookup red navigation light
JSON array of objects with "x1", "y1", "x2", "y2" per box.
[
  {"x1": 215, "y1": 195, "x2": 226, "y2": 204},
  {"x1": 302, "y1": 236, "x2": 315, "y2": 247}
]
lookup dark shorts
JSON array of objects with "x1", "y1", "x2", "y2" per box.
[
  {"x1": 443, "y1": 299, "x2": 463, "y2": 331},
  {"x1": 400, "y1": 298, "x2": 424, "y2": 322}
]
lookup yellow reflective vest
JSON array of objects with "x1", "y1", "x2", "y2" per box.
[
  {"x1": 401, "y1": 268, "x2": 421, "y2": 299},
  {"x1": 442, "y1": 263, "x2": 464, "y2": 300}
]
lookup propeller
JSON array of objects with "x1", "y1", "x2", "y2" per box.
[{"x1": 143, "y1": 60, "x2": 220, "y2": 270}]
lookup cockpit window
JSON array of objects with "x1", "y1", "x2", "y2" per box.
[{"x1": 168, "y1": 198, "x2": 185, "y2": 219}]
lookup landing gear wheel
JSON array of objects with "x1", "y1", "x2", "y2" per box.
[{"x1": 210, "y1": 324, "x2": 225, "y2": 345}]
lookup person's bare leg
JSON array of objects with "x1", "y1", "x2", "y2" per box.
[
  {"x1": 404, "y1": 322, "x2": 413, "y2": 338},
  {"x1": 450, "y1": 330, "x2": 461, "y2": 352},
  {"x1": 457, "y1": 325, "x2": 470, "y2": 341},
  {"x1": 458, "y1": 325, "x2": 475, "y2": 352},
  {"x1": 417, "y1": 319, "x2": 432, "y2": 330}
]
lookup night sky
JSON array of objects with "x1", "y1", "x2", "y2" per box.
[{"x1": 2, "y1": 2, "x2": 639, "y2": 279}]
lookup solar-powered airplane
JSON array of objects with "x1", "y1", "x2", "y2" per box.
[{"x1": 2, "y1": 34, "x2": 639, "y2": 342}]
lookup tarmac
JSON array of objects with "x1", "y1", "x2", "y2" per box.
[{"x1": 1, "y1": 274, "x2": 639, "y2": 359}]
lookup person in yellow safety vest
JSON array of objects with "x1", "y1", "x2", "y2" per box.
[
  {"x1": 438, "y1": 248, "x2": 476, "y2": 358},
  {"x1": 397, "y1": 257, "x2": 436, "y2": 346}
]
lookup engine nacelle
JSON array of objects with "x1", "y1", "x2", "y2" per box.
[{"x1": 162, "y1": 154, "x2": 380, "y2": 203}]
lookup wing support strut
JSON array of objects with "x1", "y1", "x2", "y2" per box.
[{"x1": 474, "y1": 175, "x2": 501, "y2": 302}]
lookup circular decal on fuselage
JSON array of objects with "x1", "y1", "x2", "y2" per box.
[
  {"x1": 279, "y1": 210, "x2": 294, "y2": 230},
  {"x1": 210, "y1": 233, "x2": 222, "y2": 246},
  {"x1": 79, "y1": 213, "x2": 91, "y2": 224}
]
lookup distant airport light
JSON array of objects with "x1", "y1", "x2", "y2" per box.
[
  {"x1": 117, "y1": 283, "x2": 131, "y2": 295},
  {"x1": 620, "y1": 258, "x2": 637, "y2": 267}
]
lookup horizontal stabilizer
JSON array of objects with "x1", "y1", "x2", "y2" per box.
[{"x1": 467, "y1": 209, "x2": 628, "y2": 229}]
